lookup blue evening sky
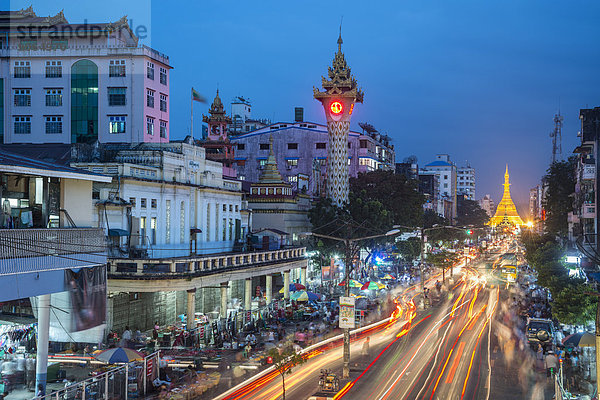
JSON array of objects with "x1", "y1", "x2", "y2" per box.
[{"x1": 6, "y1": 0, "x2": 600, "y2": 213}]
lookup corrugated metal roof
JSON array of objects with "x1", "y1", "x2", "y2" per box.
[{"x1": 0, "y1": 149, "x2": 111, "y2": 182}]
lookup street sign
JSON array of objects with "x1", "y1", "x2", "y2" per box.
[{"x1": 339, "y1": 297, "x2": 355, "y2": 329}]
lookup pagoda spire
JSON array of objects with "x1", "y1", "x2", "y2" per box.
[{"x1": 489, "y1": 164, "x2": 524, "y2": 228}]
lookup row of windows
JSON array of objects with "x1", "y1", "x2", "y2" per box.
[
  {"x1": 13, "y1": 60, "x2": 168, "y2": 84},
  {"x1": 237, "y1": 141, "x2": 360, "y2": 151},
  {"x1": 13, "y1": 116, "x2": 62, "y2": 135},
  {"x1": 146, "y1": 90, "x2": 168, "y2": 111},
  {"x1": 146, "y1": 117, "x2": 168, "y2": 138},
  {"x1": 11, "y1": 87, "x2": 167, "y2": 109},
  {"x1": 221, "y1": 203, "x2": 239, "y2": 213},
  {"x1": 11, "y1": 115, "x2": 168, "y2": 136}
]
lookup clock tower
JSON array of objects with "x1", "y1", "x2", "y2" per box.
[{"x1": 314, "y1": 33, "x2": 363, "y2": 207}]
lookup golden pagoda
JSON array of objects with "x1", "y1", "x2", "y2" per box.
[{"x1": 489, "y1": 165, "x2": 524, "y2": 228}]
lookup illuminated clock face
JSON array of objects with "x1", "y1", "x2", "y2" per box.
[{"x1": 330, "y1": 101, "x2": 343, "y2": 115}]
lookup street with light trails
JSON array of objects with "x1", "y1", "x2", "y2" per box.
[{"x1": 220, "y1": 246, "x2": 553, "y2": 400}]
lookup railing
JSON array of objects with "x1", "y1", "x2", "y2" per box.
[
  {"x1": 109, "y1": 247, "x2": 307, "y2": 277},
  {"x1": 0, "y1": 43, "x2": 169, "y2": 63},
  {"x1": 582, "y1": 164, "x2": 596, "y2": 181},
  {"x1": 34, "y1": 351, "x2": 160, "y2": 400},
  {"x1": 0, "y1": 228, "x2": 107, "y2": 276}
]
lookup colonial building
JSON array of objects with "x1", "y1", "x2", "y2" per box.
[
  {"x1": 72, "y1": 141, "x2": 246, "y2": 258},
  {"x1": 0, "y1": 7, "x2": 171, "y2": 145},
  {"x1": 247, "y1": 136, "x2": 311, "y2": 248},
  {"x1": 230, "y1": 120, "x2": 395, "y2": 196}
]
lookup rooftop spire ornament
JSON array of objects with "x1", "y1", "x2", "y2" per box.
[{"x1": 313, "y1": 31, "x2": 363, "y2": 206}]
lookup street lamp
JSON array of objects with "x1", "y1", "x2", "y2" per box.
[{"x1": 301, "y1": 228, "x2": 400, "y2": 379}]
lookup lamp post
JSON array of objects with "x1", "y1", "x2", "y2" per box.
[{"x1": 302, "y1": 228, "x2": 400, "y2": 379}]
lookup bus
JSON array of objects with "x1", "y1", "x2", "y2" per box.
[{"x1": 501, "y1": 264, "x2": 518, "y2": 282}]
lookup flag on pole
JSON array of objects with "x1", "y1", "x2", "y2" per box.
[{"x1": 191, "y1": 88, "x2": 206, "y2": 103}]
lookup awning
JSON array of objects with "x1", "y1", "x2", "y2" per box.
[{"x1": 108, "y1": 229, "x2": 130, "y2": 237}]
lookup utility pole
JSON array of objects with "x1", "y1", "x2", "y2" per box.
[
  {"x1": 343, "y1": 239, "x2": 352, "y2": 379},
  {"x1": 420, "y1": 228, "x2": 426, "y2": 308}
]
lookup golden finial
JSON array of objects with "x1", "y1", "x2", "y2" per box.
[{"x1": 337, "y1": 17, "x2": 343, "y2": 52}]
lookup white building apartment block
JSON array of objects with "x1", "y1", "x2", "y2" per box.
[{"x1": 0, "y1": 7, "x2": 171, "y2": 145}]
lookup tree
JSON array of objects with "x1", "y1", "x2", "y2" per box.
[
  {"x1": 521, "y1": 232, "x2": 595, "y2": 326},
  {"x1": 268, "y1": 344, "x2": 306, "y2": 400},
  {"x1": 456, "y1": 196, "x2": 489, "y2": 227},
  {"x1": 396, "y1": 237, "x2": 421, "y2": 260},
  {"x1": 349, "y1": 170, "x2": 424, "y2": 228},
  {"x1": 542, "y1": 158, "x2": 576, "y2": 238}
]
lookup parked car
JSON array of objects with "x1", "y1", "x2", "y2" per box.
[{"x1": 526, "y1": 318, "x2": 555, "y2": 351}]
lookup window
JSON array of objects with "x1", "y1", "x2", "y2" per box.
[
  {"x1": 287, "y1": 159, "x2": 298, "y2": 167},
  {"x1": 165, "y1": 200, "x2": 171, "y2": 244},
  {"x1": 444, "y1": 175, "x2": 448, "y2": 179},
  {"x1": 71, "y1": 60, "x2": 98, "y2": 143},
  {"x1": 147, "y1": 62, "x2": 155, "y2": 80},
  {"x1": 140, "y1": 217, "x2": 146, "y2": 241},
  {"x1": 129, "y1": 197, "x2": 136, "y2": 207},
  {"x1": 146, "y1": 89, "x2": 155, "y2": 108},
  {"x1": 45, "y1": 89, "x2": 62, "y2": 106},
  {"x1": 206, "y1": 204, "x2": 211, "y2": 241},
  {"x1": 229, "y1": 204, "x2": 233, "y2": 212},
  {"x1": 160, "y1": 67, "x2": 167, "y2": 85},
  {"x1": 235, "y1": 205, "x2": 239, "y2": 212},
  {"x1": 260, "y1": 143, "x2": 270, "y2": 150},
  {"x1": 14, "y1": 89, "x2": 31, "y2": 106},
  {"x1": 151, "y1": 199, "x2": 157, "y2": 209},
  {"x1": 109, "y1": 60, "x2": 126, "y2": 77},
  {"x1": 228, "y1": 218, "x2": 233, "y2": 240},
  {"x1": 348, "y1": 142, "x2": 352, "y2": 148},
  {"x1": 180, "y1": 201, "x2": 185, "y2": 244},
  {"x1": 19, "y1": 40, "x2": 37, "y2": 50},
  {"x1": 444, "y1": 183, "x2": 448, "y2": 188},
  {"x1": 146, "y1": 117, "x2": 155, "y2": 136},
  {"x1": 109, "y1": 116, "x2": 126, "y2": 134},
  {"x1": 45, "y1": 116, "x2": 62, "y2": 134},
  {"x1": 50, "y1": 39, "x2": 67, "y2": 50},
  {"x1": 14, "y1": 61, "x2": 30, "y2": 78},
  {"x1": 13, "y1": 116, "x2": 31, "y2": 134},
  {"x1": 159, "y1": 94, "x2": 167, "y2": 112},
  {"x1": 287, "y1": 143, "x2": 298, "y2": 150},
  {"x1": 108, "y1": 87, "x2": 126, "y2": 106},
  {"x1": 237, "y1": 143, "x2": 245, "y2": 150},
  {"x1": 150, "y1": 217, "x2": 157, "y2": 245},
  {"x1": 259, "y1": 159, "x2": 267, "y2": 168},
  {"x1": 159, "y1": 120, "x2": 167, "y2": 138},
  {"x1": 222, "y1": 218, "x2": 227, "y2": 241},
  {"x1": 223, "y1": 204, "x2": 227, "y2": 212},
  {"x1": 141, "y1": 198, "x2": 147, "y2": 208},
  {"x1": 316, "y1": 142, "x2": 326, "y2": 149},
  {"x1": 45, "y1": 61, "x2": 62, "y2": 78},
  {"x1": 360, "y1": 140, "x2": 368, "y2": 148},
  {"x1": 288, "y1": 175, "x2": 298, "y2": 183}
]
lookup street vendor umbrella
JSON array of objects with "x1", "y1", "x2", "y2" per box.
[
  {"x1": 290, "y1": 290, "x2": 320, "y2": 302},
  {"x1": 95, "y1": 347, "x2": 144, "y2": 363},
  {"x1": 338, "y1": 279, "x2": 364, "y2": 288},
  {"x1": 381, "y1": 274, "x2": 396, "y2": 280},
  {"x1": 563, "y1": 332, "x2": 596, "y2": 347},
  {"x1": 278, "y1": 283, "x2": 306, "y2": 293},
  {"x1": 361, "y1": 281, "x2": 386, "y2": 290}
]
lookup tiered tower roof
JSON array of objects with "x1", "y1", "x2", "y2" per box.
[{"x1": 489, "y1": 165, "x2": 524, "y2": 227}]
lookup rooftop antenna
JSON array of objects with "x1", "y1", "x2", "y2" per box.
[{"x1": 550, "y1": 101, "x2": 563, "y2": 164}]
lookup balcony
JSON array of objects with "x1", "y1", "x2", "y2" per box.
[
  {"x1": 107, "y1": 247, "x2": 308, "y2": 292},
  {"x1": 582, "y1": 204, "x2": 596, "y2": 219},
  {"x1": 583, "y1": 164, "x2": 596, "y2": 181},
  {"x1": 0, "y1": 228, "x2": 107, "y2": 276}
]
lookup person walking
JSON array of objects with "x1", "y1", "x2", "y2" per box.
[{"x1": 544, "y1": 350, "x2": 558, "y2": 378}]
